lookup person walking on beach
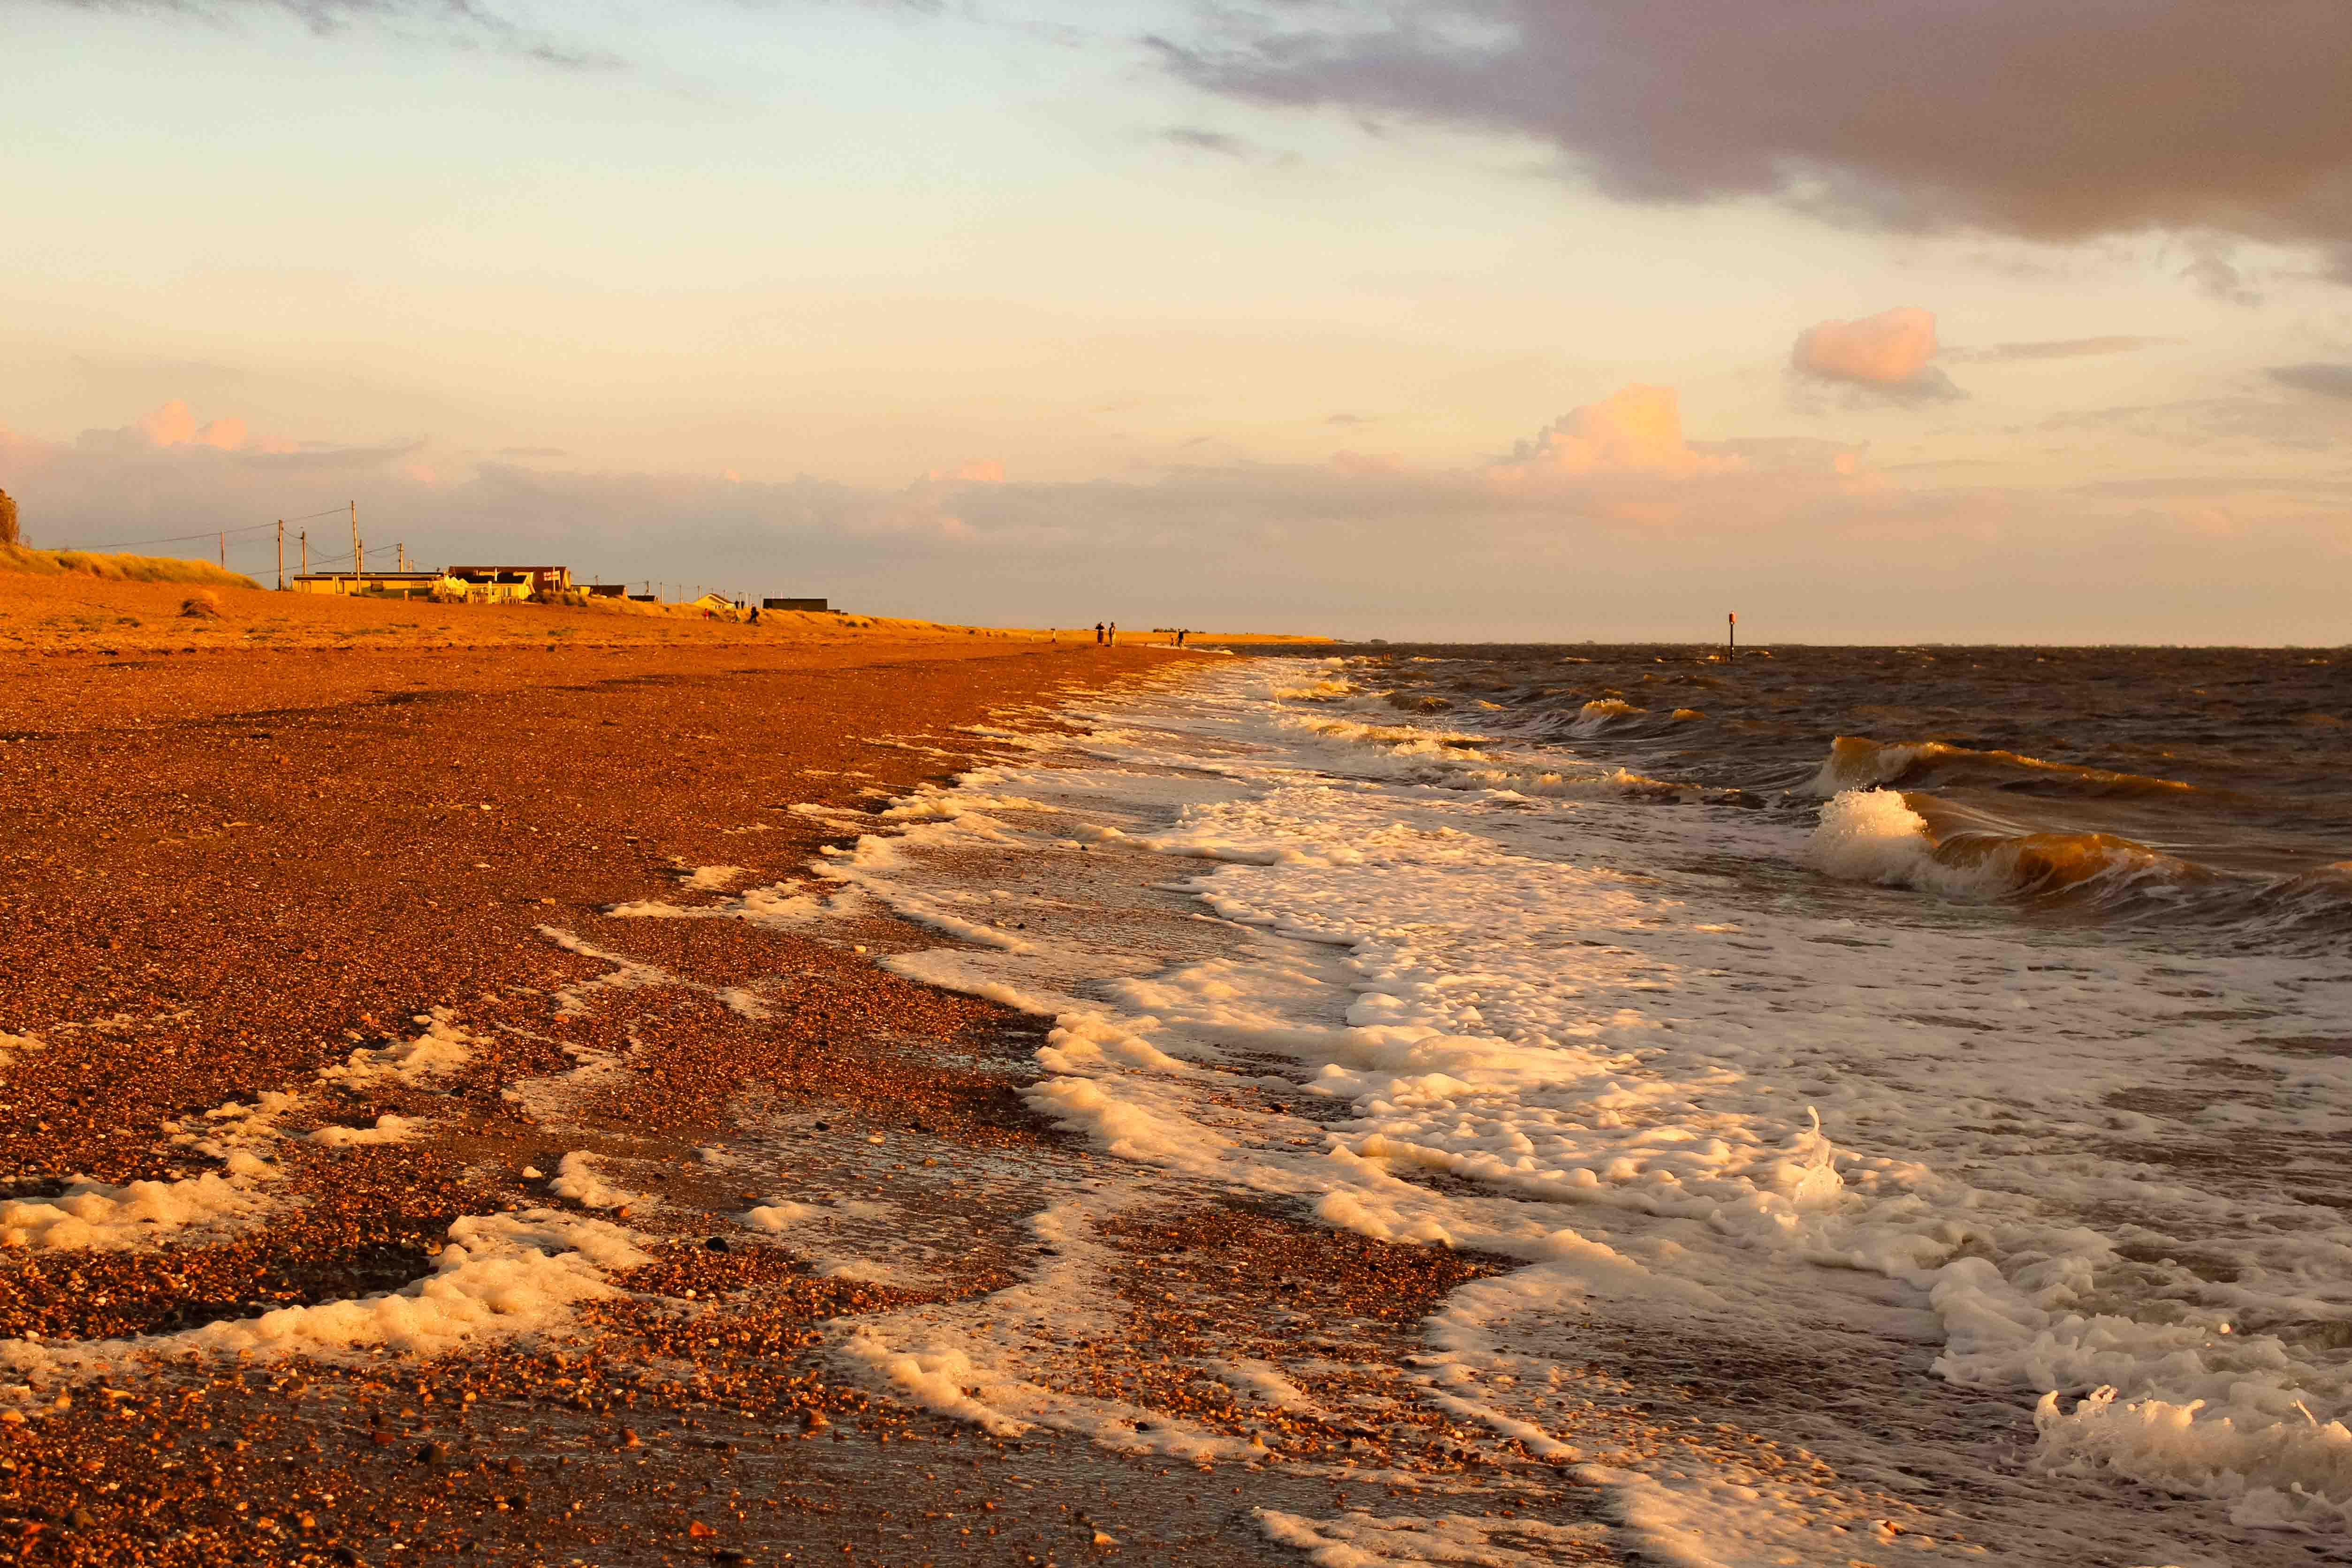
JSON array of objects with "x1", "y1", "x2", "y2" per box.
[
  {"x1": 1107, "y1": 622, "x2": 1117, "y2": 647},
  {"x1": 1094, "y1": 622, "x2": 1104, "y2": 645}
]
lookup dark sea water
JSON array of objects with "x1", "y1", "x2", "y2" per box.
[
  {"x1": 828, "y1": 646, "x2": 2352, "y2": 1560},
  {"x1": 1324, "y1": 643, "x2": 2352, "y2": 949}
]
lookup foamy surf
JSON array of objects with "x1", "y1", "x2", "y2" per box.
[{"x1": 807, "y1": 652, "x2": 2352, "y2": 1566}]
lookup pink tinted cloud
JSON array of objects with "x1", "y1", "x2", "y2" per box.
[
  {"x1": 134, "y1": 400, "x2": 249, "y2": 451},
  {"x1": 1793, "y1": 309, "x2": 1936, "y2": 384},
  {"x1": 1791, "y1": 309, "x2": 1962, "y2": 402},
  {"x1": 1491, "y1": 385, "x2": 1741, "y2": 483},
  {"x1": 11, "y1": 397, "x2": 2352, "y2": 640}
]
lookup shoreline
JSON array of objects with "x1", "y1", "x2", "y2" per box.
[{"x1": 0, "y1": 632, "x2": 1504, "y2": 1566}]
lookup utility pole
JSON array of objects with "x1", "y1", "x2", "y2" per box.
[
  {"x1": 397, "y1": 542, "x2": 407, "y2": 572},
  {"x1": 1728, "y1": 611, "x2": 1737, "y2": 661},
  {"x1": 350, "y1": 500, "x2": 361, "y2": 577},
  {"x1": 218, "y1": 531, "x2": 225, "y2": 570},
  {"x1": 276, "y1": 520, "x2": 284, "y2": 590},
  {"x1": 300, "y1": 531, "x2": 308, "y2": 575}
]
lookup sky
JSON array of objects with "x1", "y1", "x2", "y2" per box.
[{"x1": 3, "y1": 0, "x2": 2350, "y2": 642}]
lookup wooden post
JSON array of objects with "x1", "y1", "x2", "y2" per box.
[
  {"x1": 350, "y1": 501, "x2": 361, "y2": 577},
  {"x1": 276, "y1": 519, "x2": 284, "y2": 590},
  {"x1": 398, "y1": 542, "x2": 407, "y2": 572},
  {"x1": 218, "y1": 531, "x2": 225, "y2": 569},
  {"x1": 300, "y1": 530, "x2": 308, "y2": 575},
  {"x1": 1728, "y1": 611, "x2": 1737, "y2": 661}
]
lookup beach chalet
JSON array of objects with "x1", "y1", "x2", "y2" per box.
[
  {"x1": 290, "y1": 570, "x2": 445, "y2": 599},
  {"x1": 688, "y1": 592, "x2": 738, "y2": 614},
  {"x1": 445, "y1": 564, "x2": 572, "y2": 600},
  {"x1": 763, "y1": 597, "x2": 829, "y2": 612}
]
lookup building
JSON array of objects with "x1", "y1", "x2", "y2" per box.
[
  {"x1": 582, "y1": 583, "x2": 628, "y2": 598},
  {"x1": 289, "y1": 571, "x2": 446, "y2": 599},
  {"x1": 444, "y1": 564, "x2": 572, "y2": 598},
  {"x1": 762, "y1": 597, "x2": 829, "y2": 612}
]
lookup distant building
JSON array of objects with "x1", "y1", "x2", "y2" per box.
[
  {"x1": 444, "y1": 565, "x2": 572, "y2": 598},
  {"x1": 290, "y1": 571, "x2": 445, "y2": 599},
  {"x1": 689, "y1": 592, "x2": 736, "y2": 614},
  {"x1": 763, "y1": 597, "x2": 829, "y2": 612},
  {"x1": 582, "y1": 583, "x2": 628, "y2": 598}
]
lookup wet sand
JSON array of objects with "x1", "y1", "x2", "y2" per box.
[{"x1": 0, "y1": 611, "x2": 1588, "y2": 1565}]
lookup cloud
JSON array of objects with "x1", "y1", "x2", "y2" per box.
[
  {"x1": 2040, "y1": 392, "x2": 2352, "y2": 452},
  {"x1": 74, "y1": 399, "x2": 258, "y2": 453},
  {"x1": 137, "y1": 399, "x2": 249, "y2": 450},
  {"x1": 927, "y1": 458, "x2": 1005, "y2": 484},
  {"x1": 1790, "y1": 308, "x2": 1963, "y2": 402},
  {"x1": 2180, "y1": 242, "x2": 2263, "y2": 305},
  {"x1": 1947, "y1": 336, "x2": 2178, "y2": 362},
  {"x1": 2267, "y1": 364, "x2": 2352, "y2": 400},
  {"x1": 1491, "y1": 385, "x2": 1739, "y2": 483},
  {"x1": 34, "y1": 0, "x2": 622, "y2": 69},
  {"x1": 9, "y1": 394, "x2": 2352, "y2": 641},
  {"x1": 1159, "y1": 126, "x2": 1295, "y2": 165},
  {"x1": 1154, "y1": 3, "x2": 2352, "y2": 276}
]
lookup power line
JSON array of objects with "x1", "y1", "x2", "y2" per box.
[{"x1": 51, "y1": 506, "x2": 350, "y2": 553}]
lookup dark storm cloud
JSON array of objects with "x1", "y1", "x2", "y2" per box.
[
  {"x1": 2267, "y1": 364, "x2": 2352, "y2": 399},
  {"x1": 1154, "y1": 2, "x2": 2352, "y2": 272}
]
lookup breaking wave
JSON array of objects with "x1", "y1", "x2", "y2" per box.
[
  {"x1": 1808, "y1": 788, "x2": 2352, "y2": 937},
  {"x1": 1807, "y1": 735, "x2": 2214, "y2": 802},
  {"x1": 1569, "y1": 698, "x2": 1646, "y2": 734}
]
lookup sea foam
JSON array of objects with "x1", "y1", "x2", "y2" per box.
[{"x1": 775, "y1": 655, "x2": 2352, "y2": 1561}]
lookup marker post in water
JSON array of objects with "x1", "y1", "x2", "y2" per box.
[{"x1": 1728, "y1": 611, "x2": 1736, "y2": 661}]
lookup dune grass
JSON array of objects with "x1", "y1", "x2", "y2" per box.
[{"x1": 0, "y1": 544, "x2": 260, "y2": 589}]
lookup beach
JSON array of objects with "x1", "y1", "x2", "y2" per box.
[
  {"x1": 8, "y1": 585, "x2": 2348, "y2": 1568},
  {"x1": 0, "y1": 587, "x2": 1522, "y2": 1567}
]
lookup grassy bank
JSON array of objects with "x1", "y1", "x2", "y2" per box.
[{"x1": 0, "y1": 543, "x2": 261, "y2": 588}]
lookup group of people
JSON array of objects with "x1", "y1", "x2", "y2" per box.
[{"x1": 1087, "y1": 623, "x2": 1192, "y2": 647}]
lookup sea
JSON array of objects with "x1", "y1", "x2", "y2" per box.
[{"x1": 811, "y1": 643, "x2": 2352, "y2": 1567}]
